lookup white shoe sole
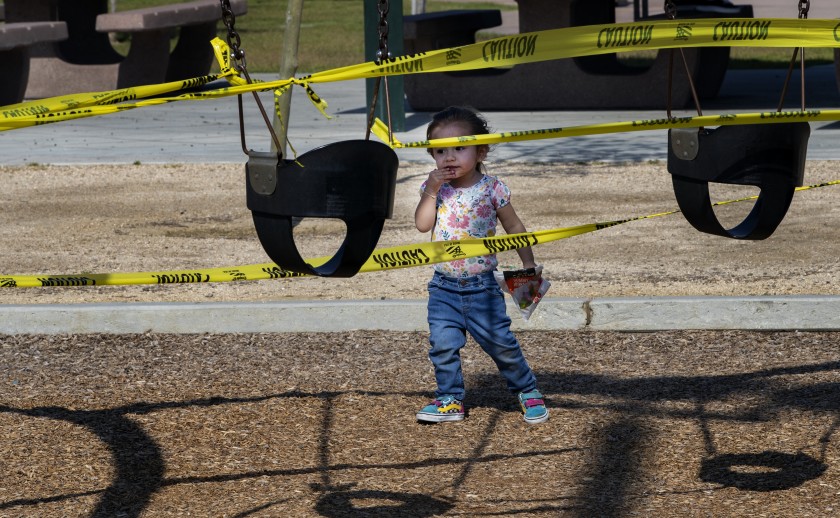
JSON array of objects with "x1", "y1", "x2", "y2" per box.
[
  {"x1": 416, "y1": 412, "x2": 465, "y2": 423},
  {"x1": 523, "y1": 409, "x2": 549, "y2": 424}
]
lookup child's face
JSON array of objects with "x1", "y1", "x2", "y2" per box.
[{"x1": 429, "y1": 122, "x2": 487, "y2": 185}]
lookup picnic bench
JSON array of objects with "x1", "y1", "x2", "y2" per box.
[
  {"x1": 403, "y1": 0, "x2": 753, "y2": 110},
  {"x1": 4, "y1": 0, "x2": 247, "y2": 100},
  {"x1": 0, "y1": 21, "x2": 67, "y2": 105}
]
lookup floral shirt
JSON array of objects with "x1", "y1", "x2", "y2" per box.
[{"x1": 420, "y1": 174, "x2": 511, "y2": 277}]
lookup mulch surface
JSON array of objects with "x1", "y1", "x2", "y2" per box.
[
  {"x1": 3, "y1": 160, "x2": 840, "y2": 516},
  {"x1": 2, "y1": 330, "x2": 839, "y2": 517}
]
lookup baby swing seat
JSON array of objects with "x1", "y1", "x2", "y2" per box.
[
  {"x1": 247, "y1": 140, "x2": 399, "y2": 277},
  {"x1": 667, "y1": 122, "x2": 810, "y2": 240}
]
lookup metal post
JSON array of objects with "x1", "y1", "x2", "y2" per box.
[{"x1": 273, "y1": 0, "x2": 304, "y2": 157}]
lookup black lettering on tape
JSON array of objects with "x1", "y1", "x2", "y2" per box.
[
  {"x1": 631, "y1": 116, "x2": 693, "y2": 127},
  {"x1": 377, "y1": 55, "x2": 425, "y2": 75},
  {"x1": 152, "y1": 272, "x2": 210, "y2": 284},
  {"x1": 713, "y1": 20, "x2": 771, "y2": 41},
  {"x1": 38, "y1": 276, "x2": 96, "y2": 287},
  {"x1": 483, "y1": 234, "x2": 538, "y2": 255},
  {"x1": 760, "y1": 110, "x2": 821, "y2": 120},
  {"x1": 2, "y1": 105, "x2": 50, "y2": 119},
  {"x1": 595, "y1": 221, "x2": 620, "y2": 230},
  {"x1": 482, "y1": 35, "x2": 538, "y2": 62},
  {"x1": 598, "y1": 25, "x2": 654, "y2": 48},
  {"x1": 224, "y1": 269, "x2": 248, "y2": 281},
  {"x1": 372, "y1": 248, "x2": 430, "y2": 269},
  {"x1": 261, "y1": 266, "x2": 305, "y2": 279}
]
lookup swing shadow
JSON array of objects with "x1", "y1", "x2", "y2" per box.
[
  {"x1": 2, "y1": 361, "x2": 839, "y2": 517},
  {"x1": 0, "y1": 389, "x2": 580, "y2": 517},
  {"x1": 467, "y1": 358, "x2": 840, "y2": 512}
]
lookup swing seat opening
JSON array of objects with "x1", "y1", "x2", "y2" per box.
[
  {"x1": 247, "y1": 140, "x2": 399, "y2": 277},
  {"x1": 667, "y1": 122, "x2": 810, "y2": 240}
]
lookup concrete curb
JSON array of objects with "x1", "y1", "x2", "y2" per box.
[{"x1": 1, "y1": 296, "x2": 838, "y2": 334}]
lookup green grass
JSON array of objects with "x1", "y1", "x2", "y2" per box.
[
  {"x1": 729, "y1": 47, "x2": 835, "y2": 69},
  {"x1": 110, "y1": 0, "x2": 836, "y2": 73},
  {"x1": 618, "y1": 47, "x2": 835, "y2": 69}
]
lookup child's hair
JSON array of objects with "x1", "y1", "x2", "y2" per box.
[
  {"x1": 427, "y1": 106, "x2": 492, "y2": 171},
  {"x1": 426, "y1": 106, "x2": 491, "y2": 140}
]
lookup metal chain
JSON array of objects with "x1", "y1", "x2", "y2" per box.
[
  {"x1": 376, "y1": 0, "x2": 391, "y2": 64},
  {"x1": 366, "y1": 0, "x2": 394, "y2": 143},
  {"x1": 662, "y1": 0, "x2": 703, "y2": 119},
  {"x1": 664, "y1": 0, "x2": 677, "y2": 20},
  {"x1": 219, "y1": 0, "x2": 245, "y2": 67},
  {"x1": 777, "y1": 0, "x2": 810, "y2": 111},
  {"x1": 217, "y1": 0, "x2": 281, "y2": 155},
  {"x1": 798, "y1": 0, "x2": 810, "y2": 19}
]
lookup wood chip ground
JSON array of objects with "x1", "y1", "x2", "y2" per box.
[{"x1": 1, "y1": 162, "x2": 839, "y2": 516}]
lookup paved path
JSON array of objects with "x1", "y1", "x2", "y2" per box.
[
  {"x1": 1, "y1": 65, "x2": 838, "y2": 166},
  {"x1": 3, "y1": 297, "x2": 839, "y2": 334},
  {"x1": 1, "y1": 0, "x2": 838, "y2": 166}
]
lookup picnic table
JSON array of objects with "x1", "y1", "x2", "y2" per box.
[
  {"x1": 4, "y1": 0, "x2": 247, "y2": 100},
  {"x1": 403, "y1": 0, "x2": 752, "y2": 110},
  {"x1": 0, "y1": 21, "x2": 68, "y2": 105}
]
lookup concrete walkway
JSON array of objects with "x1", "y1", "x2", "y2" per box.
[
  {"x1": 1, "y1": 66, "x2": 838, "y2": 166},
  {"x1": 2, "y1": 296, "x2": 840, "y2": 334}
]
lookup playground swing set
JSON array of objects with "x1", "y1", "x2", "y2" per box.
[
  {"x1": 2, "y1": 0, "x2": 838, "y2": 280},
  {"x1": 225, "y1": 0, "x2": 825, "y2": 277},
  {"x1": 221, "y1": 0, "x2": 400, "y2": 278}
]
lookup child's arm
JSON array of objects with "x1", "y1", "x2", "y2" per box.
[
  {"x1": 415, "y1": 192, "x2": 437, "y2": 233},
  {"x1": 415, "y1": 169, "x2": 448, "y2": 233},
  {"x1": 498, "y1": 204, "x2": 537, "y2": 269}
]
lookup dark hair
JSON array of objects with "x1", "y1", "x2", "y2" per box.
[
  {"x1": 426, "y1": 106, "x2": 491, "y2": 141},
  {"x1": 426, "y1": 106, "x2": 492, "y2": 171}
]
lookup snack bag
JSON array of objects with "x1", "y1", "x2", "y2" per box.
[{"x1": 494, "y1": 265, "x2": 551, "y2": 321}]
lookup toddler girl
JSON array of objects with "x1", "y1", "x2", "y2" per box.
[{"x1": 414, "y1": 106, "x2": 548, "y2": 425}]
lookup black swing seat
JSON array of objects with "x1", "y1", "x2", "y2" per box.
[
  {"x1": 246, "y1": 140, "x2": 399, "y2": 277},
  {"x1": 667, "y1": 122, "x2": 810, "y2": 240}
]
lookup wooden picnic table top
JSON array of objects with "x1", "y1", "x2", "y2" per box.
[{"x1": 4, "y1": 0, "x2": 246, "y2": 29}]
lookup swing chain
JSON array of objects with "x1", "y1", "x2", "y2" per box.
[
  {"x1": 219, "y1": 0, "x2": 245, "y2": 68},
  {"x1": 664, "y1": 0, "x2": 677, "y2": 20},
  {"x1": 366, "y1": 0, "x2": 394, "y2": 144},
  {"x1": 776, "y1": 0, "x2": 810, "y2": 111},
  {"x1": 662, "y1": 0, "x2": 703, "y2": 120},
  {"x1": 376, "y1": 0, "x2": 391, "y2": 65},
  {"x1": 217, "y1": 0, "x2": 282, "y2": 155},
  {"x1": 798, "y1": 0, "x2": 810, "y2": 19}
]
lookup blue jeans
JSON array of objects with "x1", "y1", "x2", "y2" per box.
[{"x1": 426, "y1": 270, "x2": 538, "y2": 400}]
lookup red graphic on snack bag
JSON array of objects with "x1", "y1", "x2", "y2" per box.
[{"x1": 494, "y1": 265, "x2": 551, "y2": 321}]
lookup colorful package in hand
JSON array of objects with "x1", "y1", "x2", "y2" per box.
[{"x1": 494, "y1": 266, "x2": 551, "y2": 321}]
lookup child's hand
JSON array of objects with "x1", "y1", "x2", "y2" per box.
[{"x1": 426, "y1": 168, "x2": 455, "y2": 191}]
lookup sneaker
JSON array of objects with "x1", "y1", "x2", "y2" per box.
[
  {"x1": 518, "y1": 390, "x2": 549, "y2": 424},
  {"x1": 416, "y1": 395, "x2": 465, "y2": 423}
]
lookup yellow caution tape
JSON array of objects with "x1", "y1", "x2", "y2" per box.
[
  {"x1": 2, "y1": 180, "x2": 837, "y2": 288},
  {"x1": 307, "y1": 18, "x2": 840, "y2": 83},
  {"x1": 0, "y1": 214, "x2": 671, "y2": 288},
  {"x1": 2, "y1": 18, "x2": 839, "y2": 131},
  {"x1": 371, "y1": 108, "x2": 840, "y2": 149},
  {"x1": 0, "y1": 72, "x2": 232, "y2": 128}
]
